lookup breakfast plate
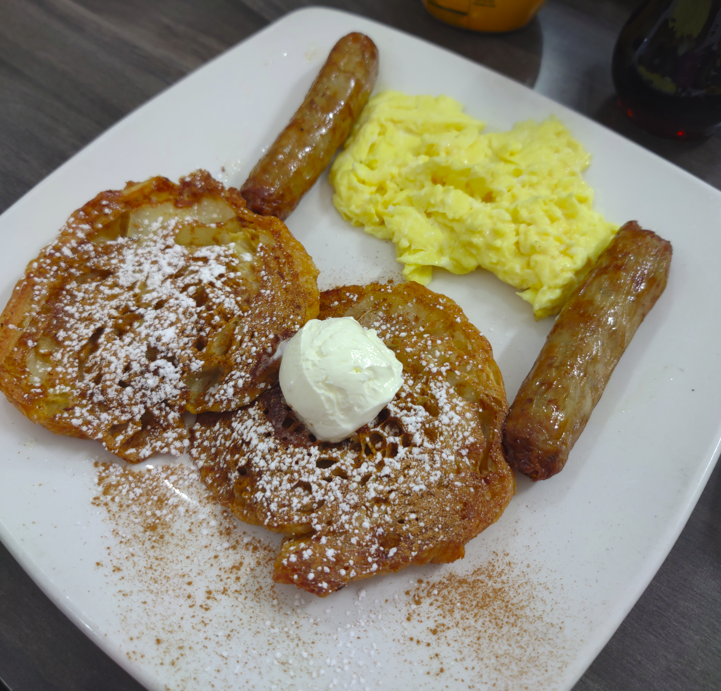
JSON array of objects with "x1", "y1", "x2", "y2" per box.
[{"x1": 1, "y1": 7, "x2": 720, "y2": 691}]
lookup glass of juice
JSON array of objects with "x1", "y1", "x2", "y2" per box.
[{"x1": 422, "y1": 0, "x2": 546, "y2": 33}]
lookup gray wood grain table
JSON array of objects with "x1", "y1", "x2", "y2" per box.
[{"x1": 1, "y1": 1, "x2": 719, "y2": 689}]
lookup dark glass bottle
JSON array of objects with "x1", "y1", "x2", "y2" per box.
[{"x1": 612, "y1": 0, "x2": 721, "y2": 138}]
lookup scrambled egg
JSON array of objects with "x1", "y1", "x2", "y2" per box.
[{"x1": 330, "y1": 92, "x2": 617, "y2": 318}]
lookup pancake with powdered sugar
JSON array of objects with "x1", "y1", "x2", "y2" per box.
[
  {"x1": 0, "y1": 170, "x2": 319, "y2": 461},
  {"x1": 191, "y1": 282, "x2": 514, "y2": 596}
]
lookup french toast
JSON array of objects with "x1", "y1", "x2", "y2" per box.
[
  {"x1": 191, "y1": 282, "x2": 515, "y2": 595},
  {"x1": 0, "y1": 170, "x2": 319, "y2": 461}
]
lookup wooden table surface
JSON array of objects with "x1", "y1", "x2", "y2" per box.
[{"x1": 1, "y1": 1, "x2": 720, "y2": 689}]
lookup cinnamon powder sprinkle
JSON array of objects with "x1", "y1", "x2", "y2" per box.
[
  {"x1": 401, "y1": 558, "x2": 576, "y2": 689},
  {"x1": 93, "y1": 460, "x2": 577, "y2": 690}
]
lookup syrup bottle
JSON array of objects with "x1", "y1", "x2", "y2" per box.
[{"x1": 612, "y1": 0, "x2": 721, "y2": 138}]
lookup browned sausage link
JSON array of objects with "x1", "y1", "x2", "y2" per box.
[
  {"x1": 503, "y1": 221, "x2": 672, "y2": 481},
  {"x1": 240, "y1": 32, "x2": 379, "y2": 220}
]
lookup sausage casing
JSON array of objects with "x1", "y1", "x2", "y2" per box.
[
  {"x1": 240, "y1": 32, "x2": 379, "y2": 220},
  {"x1": 503, "y1": 221, "x2": 672, "y2": 481}
]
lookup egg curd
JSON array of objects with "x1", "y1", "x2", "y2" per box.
[{"x1": 330, "y1": 92, "x2": 617, "y2": 318}]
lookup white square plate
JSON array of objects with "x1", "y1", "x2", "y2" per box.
[{"x1": 1, "y1": 7, "x2": 720, "y2": 690}]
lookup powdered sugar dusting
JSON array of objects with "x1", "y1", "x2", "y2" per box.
[
  {"x1": 190, "y1": 282, "x2": 514, "y2": 595},
  {"x1": 2, "y1": 171, "x2": 317, "y2": 462}
]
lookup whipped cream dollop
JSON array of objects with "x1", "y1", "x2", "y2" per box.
[{"x1": 278, "y1": 317, "x2": 403, "y2": 442}]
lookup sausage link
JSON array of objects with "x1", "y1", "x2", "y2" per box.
[
  {"x1": 503, "y1": 221, "x2": 672, "y2": 481},
  {"x1": 240, "y1": 32, "x2": 379, "y2": 220}
]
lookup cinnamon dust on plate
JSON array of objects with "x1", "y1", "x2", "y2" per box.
[{"x1": 93, "y1": 459, "x2": 576, "y2": 690}]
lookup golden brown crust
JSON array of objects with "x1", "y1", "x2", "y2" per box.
[
  {"x1": 191, "y1": 282, "x2": 514, "y2": 595},
  {"x1": 503, "y1": 221, "x2": 672, "y2": 481},
  {"x1": 241, "y1": 32, "x2": 379, "y2": 220},
  {"x1": 0, "y1": 170, "x2": 319, "y2": 461}
]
